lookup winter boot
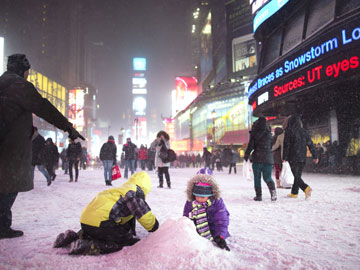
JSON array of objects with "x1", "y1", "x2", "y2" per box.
[
  {"x1": 69, "y1": 178, "x2": 73, "y2": 182},
  {"x1": 53, "y1": 230, "x2": 79, "y2": 248},
  {"x1": 253, "y1": 187, "x2": 262, "y2": 201},
  {"x1": 69, "y1": 239, "x2": 93, "y2": 255},
  {"x1": 287, "y1": 193, "x2": 298, "y2": 198},
  {"x1": 267, "y1": 181, "x2": 277, "y2": 201},
  {"x1": 305, "y1": 186, "x2": 312, "y2": 200},
  {"x1": 0, "y1": 228, "x2": 23, "y2": 239}
]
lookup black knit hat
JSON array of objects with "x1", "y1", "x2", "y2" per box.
[
  {"x1": 108, "y1": 135, "x2": 115, "y2": 141},
  {"x1": 192, "y1": 182, "x2": 213, "y2": 197},
  {"x1": 7, "y1": 54, "x2": 31, "y2": 76}
]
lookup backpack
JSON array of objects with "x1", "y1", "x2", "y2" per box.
[{"x1": 159, "y1": 146, "x2": 177, "y2": 163}]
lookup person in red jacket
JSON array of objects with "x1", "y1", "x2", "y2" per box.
[{"x1": 138, "y1": 144, "x2": 148, "y2": 170}]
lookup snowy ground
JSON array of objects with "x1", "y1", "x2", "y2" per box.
[{"x1": 0, "y1": 166, "x2": 359, "y2": 270}]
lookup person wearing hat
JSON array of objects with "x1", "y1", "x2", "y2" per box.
[
  {"x1": 122, "y1": 137, "x2": 137, "y2": 179},
  {"x1": 99, "y1": 135, "x2": 117, "y2": 186},
  {"x1": 53, "y1": 171, "x2": 159, "y2": 255},
  {"x1": 0, "y1": 54, "x2": 84, "y2": 239},
  {"x1": 183, "y1": 170, "x2": 230, "y2": 251}
]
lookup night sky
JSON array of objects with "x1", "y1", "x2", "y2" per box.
[{"x1": 84, "y1": 0, "x2": 193, "y2": 134}]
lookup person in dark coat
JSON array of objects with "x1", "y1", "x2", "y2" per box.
[
  {"x1": 60, "y1": 148, "x2": 69, "y2": 174},
  {"x1": 122, "y1": 138, "x2": 137, "y2": 179},
  {"x1": 80, "y1": 147, "x2": 88, "y2": 170},
  {"x1": 0, "y1": 54, "x2": 83, "y2": 239},
  {"x1": 202, "y1": 147, "x2": 211, "y2": 169},
  {"x1": 31, "y1": 127, "x2": 52, "y2": 186},
  {"x1": 67, "y1": 139, "x2": 82, "y2": 182},
  {"x1": 42, "y1": 138, "x2": 59, "y2": 181},
  {"x1": 283, "y1": 115, "x2": 318, "y2": 199},
  {"x1": 244, "y1": 117, "x2": 277, "y2": 201},
  {"x1": 99, "y1": 136, "x2": 117, "y2": 186}
]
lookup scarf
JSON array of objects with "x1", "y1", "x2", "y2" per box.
[{"x1": 190, "y1": 199, "x2": 213, "y2": 241}]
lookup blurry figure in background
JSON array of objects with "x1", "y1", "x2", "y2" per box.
[
  {"x1": 60, "y1": 148, "x2": 69, "y2": 174},
  {"x1": 183, "y1": 169, "x2": 230, "y2": 251},
  {"x1": 122, "y1": 138, "x2": 137, "y2": 179},
  {"x1": 100, "y1": 136, "x2": 117, "y2": 186},
  {"x1": 31, "y1": 127, "x2": 52, "y2": 186},
  {"x1": 191, "y1": 153, "x2": 196, "y2": 168},
  {"x1": 315, "y1": 143, "x2": 324, "y2": 171},
  {"x1": 42, "y1": 138, "x2": 59, "y2": 182},
  {"x1": 67, "y1": 139, "x2": 82, "y2": 183},
  {"x1": 152, "y1": 130, "x2": 171, "y2": 188},
  {"x1": 80, "y1": 147, "x2": 88, "y2": 170},
  {"x1": 244, "y1": 117, "x2": 277, "y2": 202},
  {"x1": 196, "y1": 153, "x2": 202, "y2": 168},
  {"x1": 134, "y1": 146, "x2": 139, "y2": 171},
  {"x1": 202, "y1": 147, "x2": 211, "y2": 170},
  {"x1": 271, "y1": 126, "x2": 285, "y2": 188},
  {"x1": 215, "y1": 150, "x2": 223, "y2": 172},
  {"x1": 120, "y1": 152, "x2": 125, "y2": 169},
  {"x1": 147, "y1": 145, "x2": 156, "y2": 171},
  {"x1": 283, "y1": 115, "x2": 318, "y2": 199},
  {"x1": 53, "y1": 172, "x2": 159, "y2": 255},
  {"x1": 229, "y1": 147, "x2": 238, "y2": 174},
  {"x1": 222, "y1": 146, "x2": 233, "y2": 169},
  {"x1": 138, "y1": 144, "x2": 148, "y2": 170}
]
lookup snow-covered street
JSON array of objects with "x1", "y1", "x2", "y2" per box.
[{"x1": 0, "y1": 166, "x2": 359, "y2": 270}]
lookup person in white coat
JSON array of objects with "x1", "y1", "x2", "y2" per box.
[{"x1": 151, "y1": 131, "x2": 171, "y2": 188}]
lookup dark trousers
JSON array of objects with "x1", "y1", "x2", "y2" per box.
[
  {"x1": 158, "y1": 167, "x2": 170, "y2": 187},
  {"x1": 45, "y1": 163, "x2": 56, "y2": 178},
  {"x1": 0, "y1": 192, "x2": 18, "y2": 230},
  {"x1": 81, "y1": 219, "x2": 135, "y2": 254},
  {"x1": 252, "y1": 163, "x2": 274, "y2": 188},
  {"x1": 289, "y1": 162, "x2": 308, "y2": 195},
  {"x1": 69, "y1": 159, "x2": 79, "y2": 180},
  {"x1": 229, "y1": 163, "x2": 237, "y2": 174}
]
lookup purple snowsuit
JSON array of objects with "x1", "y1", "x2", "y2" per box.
[{"x1": 183, "y1": 197, "x2": 230, "y2": 239}]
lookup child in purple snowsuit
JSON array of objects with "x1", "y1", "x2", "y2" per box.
[{"x1": 183, "y1": 169, "x2": 230, "y2": 251}]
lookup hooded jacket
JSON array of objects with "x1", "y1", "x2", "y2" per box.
[
  {"x1": 31, "y1": 130, "x2": 45, "y2": 166},
  {"x1": 99, "y1": 140, "x2": 117, "y2": 162},
  {"x1": 41, "y1": 138, "x2": 59, "y2": 166},
  {"x1": 80, "y1": 171, "x2": 158, "y2": 233},
  {"x1": 183, "y1": 174, "x2": 230, "y2": 239},
  {"x1": 153, "y1": 138, "x2": 170, "y2": 168},
  {"x1": 0, "y1": 69, "x2": 73, "y2": 193},
  {"x1": 283, "y1": 115, "x2": 318, "y2": 163},
  {"x1": 244, "y1": 117, "x2": 274, "y2": 164}
]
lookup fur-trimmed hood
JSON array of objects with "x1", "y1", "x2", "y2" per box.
[{"x1": 186, "y1": 174, "x2": 221, "y2": 201}]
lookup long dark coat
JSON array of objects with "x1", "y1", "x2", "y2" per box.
[
  {"x1": 244, "y1": 117, "x2": 274, "y2": 164},
  {"x1": 0, "y1": 71, "x2": 73, "y2": 193},
  {"x1": 283, "y1": 115, "x2": 318, "y2": 163},
  {"x1": 31, "y1": 132, "x2": 45, "y2": 166}
]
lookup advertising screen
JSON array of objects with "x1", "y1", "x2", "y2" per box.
[
  {"x1": 253, "y1": 0, "x2": 290, "y2": 32},
  {"x1": 133, "y1": 96, "x2": 147, "y2": 116},
  {"x1": 232, "y1": 34, "x2": 257, "y2": 72},
  {"x1": 132, "y1": 77, "x2": 147, "y2": 88},
  {"x1": 251, "y1": 0, "x2": 270, "y2": 14},
  {"x1": 133, "y1": 58, "x2": 147, "y2": 71},
  {"x1": 132, "y1": 88, "x2": 147, "y2": 94},
  {"x1": 68, "y1": 89, "x2": 85, "y2": 131},
  {"x1": 174, "y1": 76, "x2": 198, "y2": 114}
]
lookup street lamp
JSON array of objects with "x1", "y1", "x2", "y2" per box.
[{"x1": 211, "y1": 109, "x2": 216, "y2": 148}]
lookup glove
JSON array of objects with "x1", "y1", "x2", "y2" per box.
[
  {"x1": 67, "y1": 126, "x2": 85, "y2": 141},
  {"x1": 214, "y1": 235, "x2": 230, "y2": 251}
]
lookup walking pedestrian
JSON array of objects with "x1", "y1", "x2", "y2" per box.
[
  {"x1": 122, "y1": 138, "x2": 137, "y2": 179},
  {"x1": 0, "y1": 54, "x2": 84, "y2": 239},
  {"x1": 31, "y1": 127, "x2": 52, "y2": 186},
  {"x1": 152, "y1": 130, "x2": 171, "y2": 188},
  {"x1": 67, "y1": 139, "x2": 82, "y2": 182},
  {"x1": 42, "y1": 138, "x2": 59, "y2": 182},
  {"x1": 99, "y1": 136, "x2": 117, "y2": 186},
  {"x1": 283, "y1": 115, "x2": 319, "y2": 199},
  {"x1": 244, "y1": 117, "x2": 277, "y2": 201}
]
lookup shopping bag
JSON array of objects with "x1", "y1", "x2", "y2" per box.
[
  {"x1": 242, "y1": 160, "x2": 253, "y2": 181},
  {"x1": 112, "y1": 165, "x2": 122, "y2": 180},
  {"x1": 279, "y1": 161, "x2": 294, "y2": 187}
]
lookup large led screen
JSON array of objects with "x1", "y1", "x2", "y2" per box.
[
  {"x1": 133, "y1": 96, "x2": 147, "y2": 116},
  {"x1": 68, "y1": 89, "x2": 85, "y2": 130},
  {"x1": 174, "y1": 76, "x2": 198, "y2": 114},
  {"x1": 133, "y1": 58, "x2": 147, "y2": 71}
]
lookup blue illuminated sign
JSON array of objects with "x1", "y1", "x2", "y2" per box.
[
  {"x1": 253, "y1": 0, "x2": 290, "y2": 33},
  {"x1": 133, "y1": 58, "x2": 147, "y2": 71}
]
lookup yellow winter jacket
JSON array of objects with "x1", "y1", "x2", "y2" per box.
[{"x1": 80, "y1": 171, "x2": 157, "y2": 232}]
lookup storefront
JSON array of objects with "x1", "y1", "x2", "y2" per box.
[{"x1": 249, "y1": 0, "x2": 360, "y2": 173}]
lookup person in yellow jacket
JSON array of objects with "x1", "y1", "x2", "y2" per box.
[{"x1": 53, "y1": 171, "x2": 159, "y2": 255}]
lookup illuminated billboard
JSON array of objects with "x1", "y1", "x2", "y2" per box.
[
  {"x1": 132, "y1": 77, "x2": 147, "y2": 88},
  {"x1": 68, "y1": 89, "x2": 85, "y2": 131},
  {"x1": 251, "y1": 0, "x2": 270, "y2": 14},
  {"x1": 253, "y1": 0, "x2": 290, "y2": 32},
  {"x1": 0, "y1": 37, "x2": 4, "y2": 75},
  {"x1": 132, "y1": 89, "x2": 147, "y2": 94},
  {"x1": 200, "y1": 12, "x2": 213, "y2": 81},
  {"x1": 174, "y1": 76, "x2": 198, "y2": 114},
  {"x1": 232, "y1": 34, "x2": 257, "y2": 72},
  {"x1": 133, "y1": 58, "x2": 147, "y2": 71},
  {"x1": 133, "y1": 96, "x2": 147, "y2": 116}
]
